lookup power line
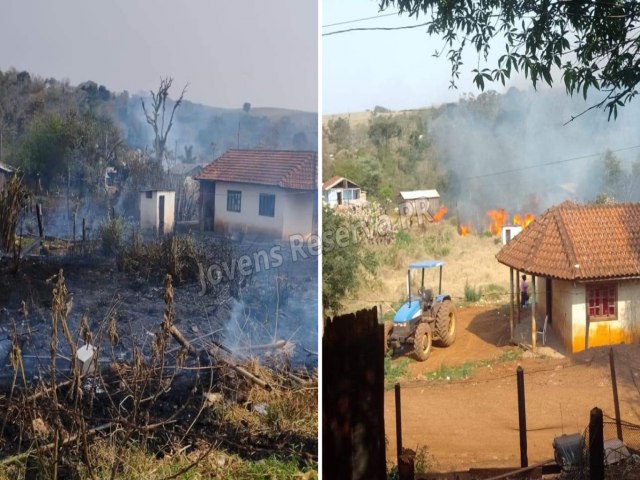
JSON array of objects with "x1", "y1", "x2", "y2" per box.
[
  {"x1": 323, "y1": 22, "x2": 431, "y2": 37},
  {"x1": 463, "y1": 144, "x2": 640, "y2": 181},
  {"x1": 322, "y1": 11, "x2": 400, "y2": 28}
]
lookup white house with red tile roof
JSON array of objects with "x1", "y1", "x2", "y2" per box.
[
  {"x1": 195, "y1": 149, "x2": 317, "y2": 240},
  {"x1": 322, "y1": 176, "x2": 367, "y2": 208},
  {"x1": 497, "y1": 201, "x2": 640, "y2": 353}
]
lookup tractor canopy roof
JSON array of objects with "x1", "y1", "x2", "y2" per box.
[{"x1": 408, "y1": 260, "x2": 445, "y2": 269}]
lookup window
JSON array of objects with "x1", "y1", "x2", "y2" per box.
[
  {"x1": 259, "y1": 193, "x2": 275, "y2": 217},
  {"x1": 145, "y1": 191, "x2": 153, "y2": 199},
  {"x1": 587, "y1": 283, "x2": 617, "y2": 320},
  {"x1": 227, "y1": 190, "x2": 241, "y2": 212}
]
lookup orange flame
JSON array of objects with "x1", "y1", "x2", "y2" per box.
[
  {"x1": 486, "y1": 209, "x2": 508, "y2": 236},
  {"x1": 524, "y1": 213, "x2": 534, "y2": 227},
  {"x1": 458, "y1": 223, "x2": 472, "y2": 237},
  {"x1": 513, "y1": 214, "x2": 523, "y2": 226},
  {"x1": 433, "y1": 205, "x2": 448, "y2": 222}
]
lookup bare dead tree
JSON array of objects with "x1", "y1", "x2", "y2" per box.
[{"x1": 141, "y1": 77, "x2": 188, "y2": 165}]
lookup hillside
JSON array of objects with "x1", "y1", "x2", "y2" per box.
[
  {"x1": 0, "y1": 68, "x2": 317, "y2": 181},
  {"x1": 340, "y1": 221, "x2": 511, "y2": 316},
  {"x1": 323, "y1": 88, "x2": 640, "y2": 226},
  {"x1": 118, "y1": 96, "x2": 317, "y2": 157}
]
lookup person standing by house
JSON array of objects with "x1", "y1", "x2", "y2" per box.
[{"x1": 521, "y1": 274, "x2": 529, "y2": 308}]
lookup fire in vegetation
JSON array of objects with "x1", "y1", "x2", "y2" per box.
[
  {"x1": 432, "y1": 204, "x2": 448, "y2": 222},
  {"x1": 486, "y1": 209, "x2": 508, "y2": 236},
  {"x1": 512, "y1": 213, "x2": 535, "y2": 227},
  {"x1": 458, "y1": 223, "x2": 472, "y2": 237},
  {"x1": 456, "y1": 209, "x2": 536, "y2": 237}
]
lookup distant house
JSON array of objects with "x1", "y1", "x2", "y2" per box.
[
  {"x1": 496, "y1": 201, "x2": 640, "y2": 353},
  {"x1": 397, "y1": 190, "x2": 440, "y2": 218},
  {"x1": 139, "y1": 189, "x2": 176, "y2": 236},
  {"x1": 168, "y1": 163, "x2": 203, "y2": 180},
  {"x1": 196, "y1": 149, "x2": 317, "y2": 240},
  {"x1": 322, "y1": 176, "x2": 367, "y2": 208},
  {"x1": 0, "y1": 162, "x2": 15, "y2": 190}
]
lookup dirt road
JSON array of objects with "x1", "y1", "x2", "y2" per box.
[{"x1": 384, "y1": 306, "x2": 640, "y2": 472}]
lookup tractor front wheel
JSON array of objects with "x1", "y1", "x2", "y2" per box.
[
  {"x1": 413, "y1": 322, "x2": 433, "y2": 361},
  {"x1": 435, "y1": 299, "x2": 456, "y2": 347}
]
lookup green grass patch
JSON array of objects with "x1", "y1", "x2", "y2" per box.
[
  {"x1": 498, "y1": 348, "x2": 524, "y2": 362},
  {"x1": 426, "y1": 361, "x2": 477, "y2": 381},
  {"x1": 426, "y1": 348, "x2": 524, "y2": 381},
  {"x1": 0, "y1": 445, "x2": 317, "y2": 480},
  {"x1": 395, "y1": 230, "x2": 412, "y2": 246},
  {"x1": 464, "y1": 281, "x2": 482, "y2": 302},
  {"x1": 385, "y1": 353, "x2": 410, "y2": 388}
]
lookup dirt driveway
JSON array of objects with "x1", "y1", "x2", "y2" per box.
[{"x1": 384, "y1": 305, "x2": 640, "y2": 472}]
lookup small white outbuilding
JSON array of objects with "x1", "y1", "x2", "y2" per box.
[{"x1": 139, "y1": 189, "x2": 175, "y2": 235}]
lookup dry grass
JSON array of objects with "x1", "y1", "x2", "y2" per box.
[
  {"x1": 0, "y1": 440, "x2": 318, "y2": 480},
  {"x1": 0, "y1": 269, "x2": 317, "y2": 479},
  {"x1": 116, "y1": 233, "x2": 204, "y2": 283},
  {"x1": 343, "y1": 222, "x2": 511, "y2": 313}
]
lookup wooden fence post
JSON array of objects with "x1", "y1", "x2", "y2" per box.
[
  {"x1": 322, "y1": 308, "x2": 386, "y2": 480},
  {"x1": 517, "y1": 366, "x2": 528, "y2": 468},
  {"x1": 589, "y1": 407, "x2": 604, "y2": 480},
  {"x1": 395, "y1": 382, "x2": 403, "y2": 465},
  {"x1": 609, "y1": 348, "x2": 623, "y2": 442}
]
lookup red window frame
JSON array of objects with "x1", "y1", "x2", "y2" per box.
[{"x1": 586, "y1": 283, "x2": 617, "y2": 321}]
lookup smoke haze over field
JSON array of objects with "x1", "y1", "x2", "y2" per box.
[
  {"x1": 429, "y1": 88, "x2": 640, "y2": 226},
  {"x1": 0, "y1": 0, "x2": 317, "y2": 112}
]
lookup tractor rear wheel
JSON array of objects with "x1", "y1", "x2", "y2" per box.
[
  {"x1": 434, "y1": 299, "x2": 456, "y2": 347},
  {"x1": 413, "y1": 322, "x2": 433, "y2": 361},
  {"x1": 383, "y1": 321, "x2": 394, "y2": 355}
]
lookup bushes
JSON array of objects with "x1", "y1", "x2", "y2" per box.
[
  {"x1": 98, "y1": 217, "x2": 125, "y2": 255},
  {"x1": 116, "y1": 233, "x2": 204, "y2": 283},
  {"x1": 464, "y1": 281, "x2": 482, "y2": 302}
]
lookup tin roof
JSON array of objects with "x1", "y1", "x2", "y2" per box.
[
  {"x1": 322, "y1": 176, "x2": 360, "y2": 190},
  {"x1": 496, "y1": 202, "x2": 640, "y2": 280},
  {"x1": 196, "y1": 149, "x2": 317, "y2": 191},
  {"x1": 398, "y1": 190, "x2": 440, "y2": 200},
  {"x1": 409, "y1": 260, "x2": 445, "y2": 269}
]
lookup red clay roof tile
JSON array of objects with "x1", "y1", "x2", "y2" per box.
[
  {"x1": 195, "y1": 149, "x2": 317, "y2": 190},
  {"x1": 496, "y1": 202, "x2": 640, "y2": 280}
]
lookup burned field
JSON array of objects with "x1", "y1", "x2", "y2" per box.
[{"x1": 0, "y1": 234, "x2": 318, "y2": 478}]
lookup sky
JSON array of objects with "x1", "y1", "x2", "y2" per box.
[
  {"x1": 323, "y1": 0, "x2": 529, "y2": 114},
  {"x1": 0, "y1": 0, "x2": 318, "y2": 112}
]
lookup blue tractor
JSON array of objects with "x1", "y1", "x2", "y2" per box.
[{"x1": 385, "y1": 260, "x2": 457, "y2": 361}]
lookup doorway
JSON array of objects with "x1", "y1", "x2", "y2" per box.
[{"x1": 158, "y1": 195, "x2": 165, "y2": 236}]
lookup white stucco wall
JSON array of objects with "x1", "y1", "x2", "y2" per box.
[
  {"x1": 324, "y1": 187, "x2": 360, "y2": 207},
  {"x1": 551, "y1": 279, "x2": 581, "y2": 352},
  {"x1": 212, "y1": 182, "x2": 289, "y2": 238},
  {"x1": 139, "y1": 190, "x2": 175, "y2": 234},
  {"x1": 618, "y1": 280, "x2": 640, "y2": 338},
  {"x1": 282, "y1": 190, "x2": 315, "y2": 239},
  {"x1": 551, "y1": 279, "x2": 640, "y2": 352}
]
